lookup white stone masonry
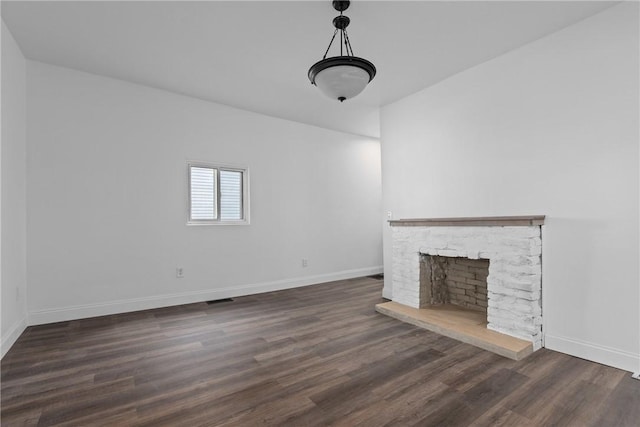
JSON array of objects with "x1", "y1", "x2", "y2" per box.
[{"x1": 391, "y1": 226, "x2": 542, "y2": 350}]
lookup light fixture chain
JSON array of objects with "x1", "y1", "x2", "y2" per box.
[
  {"x1": 340, "y1": 8, "x2": 344, "y2": 56},
  {"x1": 343, "y1": 30, "x2": 354, "y2": 56},
  {"x1": 323, "y1": 28, "x2": 339, "y2": 59}
]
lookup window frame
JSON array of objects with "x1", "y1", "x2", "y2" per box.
[{"x1": 187, "y1": 161, "x2": 250, "y2": 226}]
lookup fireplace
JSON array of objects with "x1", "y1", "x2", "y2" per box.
[{"x1": 380, "y1": 216, "x2": 544, "y2": 355}]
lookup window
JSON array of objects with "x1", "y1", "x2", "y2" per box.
[{"x1": 188, "y1": 162, "x2": 249, "y2": 225}]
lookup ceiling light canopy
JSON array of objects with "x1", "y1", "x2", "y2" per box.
[{"x1": 308, "y1": 0, "x2": 376, "y2": 102}]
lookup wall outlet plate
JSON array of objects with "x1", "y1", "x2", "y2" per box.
[{"x1": 176, "y1": 267, "x2": 184, "y2": 278}]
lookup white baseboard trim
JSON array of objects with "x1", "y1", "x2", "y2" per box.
[
  {"x1": 1, "y1": 317, "x2": 28, "y2": 359},
  {"x1": 632, "y1": 372, "x2": 640, "y2": 380},
  {"x1": 545, "y1": 333, "x2": 640, "y2": 373},
  {"x1": 28, "y1": 266, "x2": 383, "y2": 326}
]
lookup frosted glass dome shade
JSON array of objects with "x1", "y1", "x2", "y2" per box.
[{"x1": 308, "y1": 56, "x2": 376, "y2": 102}]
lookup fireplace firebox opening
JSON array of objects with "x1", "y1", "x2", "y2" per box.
[{"x1": 419, "y1": 255, "x2": 489, "y2": 313}]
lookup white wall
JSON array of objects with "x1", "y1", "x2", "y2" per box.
[
  {"x1": 381, "y1": 3, "x2": 639, "y2": 372},
  {"x1": 26, "y1": 61, "x2": 382, "y2": 324},
  {"x1": 1, "y1": 20, "x2": 28, "y2": 357}
]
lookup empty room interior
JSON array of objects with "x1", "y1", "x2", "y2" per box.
[{"x1": 1, "y1": 1, "x2": 639, "y2": 425}]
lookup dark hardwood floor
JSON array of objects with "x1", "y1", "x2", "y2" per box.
[{"x1": 2, "y1": 276, "x2": 638, "y2": 426}]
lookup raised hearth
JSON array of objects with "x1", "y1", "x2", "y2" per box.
[{"x1": 375, "y1": 301, "x2": 533, "y2": 360}]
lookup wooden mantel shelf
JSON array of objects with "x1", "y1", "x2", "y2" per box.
[{"x1": 389, "y1": 215, "x2": 545, "y2": 227}]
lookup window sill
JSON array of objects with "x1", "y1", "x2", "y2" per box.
[{"x1": 187, "y1": 220, "x2": 250, "y2": 226}]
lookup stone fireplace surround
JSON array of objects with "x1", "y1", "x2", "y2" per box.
[{"x1": 389, "y1": 216, "x2": 544, "y2": 350}]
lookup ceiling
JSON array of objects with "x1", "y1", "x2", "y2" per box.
[{"x1": 2, "y1": 1, "x2": 616, "y2": 138}]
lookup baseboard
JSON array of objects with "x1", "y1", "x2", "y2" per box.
[
  {"x1": 545, "y1": 333, "x2": 640, "y2": 373},
  {"x1": 1, "y1": 317, "x2": 28, "y2": 359},
  {"x1": 28, "y1": 266, "x2": 383, "y2": 326}
]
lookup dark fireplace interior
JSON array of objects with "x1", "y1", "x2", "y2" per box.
[{"x1": 419, "y1": 255, "x2": 489, "y2": 313}]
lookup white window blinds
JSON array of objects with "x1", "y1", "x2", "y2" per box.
[
  {"x1": 220, "y1": 170, "x2": 243, "y2": 220},
  {"x1": 190, "y1": 166, "x2": 217, "y2": 220}
]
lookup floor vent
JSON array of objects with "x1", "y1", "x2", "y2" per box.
[{"x1": 206, "y1": 298, "x2": 234, "y2": 305}]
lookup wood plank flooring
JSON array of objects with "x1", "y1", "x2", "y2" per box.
[{"x1": 2, "y1": 276, "x2": 638, "y2": 426}]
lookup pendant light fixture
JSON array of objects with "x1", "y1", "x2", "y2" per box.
[{"x1": 308, "y1": 0, "x2": 376, "y2": 102}]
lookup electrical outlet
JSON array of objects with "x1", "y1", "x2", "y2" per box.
[
  {"x1": 302, "y1": 259, "x2": 308, "y2": 268},
  {"x1": 176, "y1": 267, "x2": 184, "y2": 278},
  {"x1": 386, "y1": 211, "x2": 393, "y2": 219}
]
